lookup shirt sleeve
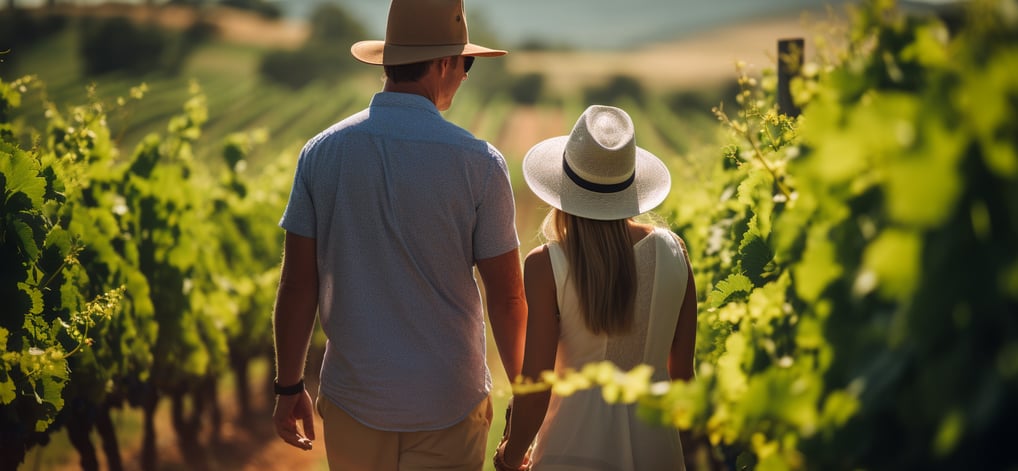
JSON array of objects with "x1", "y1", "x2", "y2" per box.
[
  {"x1": 279, "y1": 146, "x2": 317, "y2": 239},
  {"x1": 472, "y1": 145, "x2": 519, "y2": 261}
]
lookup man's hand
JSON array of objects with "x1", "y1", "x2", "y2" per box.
[{"x1": 272, "y1": 390, "x2": 316, "y2": 450}]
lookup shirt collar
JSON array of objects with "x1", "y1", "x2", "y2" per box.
[{"x1": 369, "y1": 92, "x2": 440, "y2": 116}]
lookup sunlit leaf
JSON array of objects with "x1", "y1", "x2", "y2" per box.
[
  {"x1": 932, "y1": 409, "x2": 964, "y2": 457},
  {"x1": 862, "y1": 228, "x2": 921, "y2": 300},
  {"x1": 793, "y1": 225, "x2": 841, "y2": 302},
  {"x1": 710, "y1": 273, "x2": 754, "y2": 308}
]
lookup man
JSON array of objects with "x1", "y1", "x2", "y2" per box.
[{"x1": 271, "y1": 0, "x2": 527, "y2": 469}]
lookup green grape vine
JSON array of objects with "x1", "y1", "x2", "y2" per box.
[
  {"x1": 1, "y1": 71, "x2": 288, "y2": 469},
  {"x1": 515, "y1": 1, "x2": 1018, "y2": 470}
]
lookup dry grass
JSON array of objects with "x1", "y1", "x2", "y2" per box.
[
  {"x1": 36, "y1": 3, "x2": 847, "y2": 90},
  {"x1": 505, "y1": 9, "x2": 848, "y2": 92},
  {"x1": 42, "y1": 3, "x2": 310, "y2": 49}
]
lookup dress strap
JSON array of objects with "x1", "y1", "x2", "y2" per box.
[
  {"x1": 546, "y1": 242, "x2": 569, "y2": 313},
  {"x1": 641, "y1": 229, "x2": 690, "y2": 373}
]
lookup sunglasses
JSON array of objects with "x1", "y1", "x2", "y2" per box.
[{"x1": 464, "y1": 56, "x2": 475, "y2": 73}]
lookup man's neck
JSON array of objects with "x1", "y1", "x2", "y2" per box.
[{"x1": 384, "y1": 80, "x2": 438, "y2": 106}]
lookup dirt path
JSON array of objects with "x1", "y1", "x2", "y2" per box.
[
  {"x1": 37, "y1": 386, "x2": 327, "y2": 471},
  {"x1": 493, "y1": 106, "x2": 568, "y2": 252}
]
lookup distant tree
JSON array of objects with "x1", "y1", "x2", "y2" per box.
[
  {"x1": 79, "y1": 16, "x2": 166, "y2": 75},
  {"x1": 583, "y1": 74, "x2": 646, "y2": 106},
  {"x1": 219, "y1": 0, "x2": 282, "y2": 19},
  {"x1": 456, "y1": 11, "x2": 513, "y2": 102},
  {"x1": 508, "y1": 73, "x2": 545, "y2": 105},
  {"x1": 77, "y1": 13, "x2": 212, "y2": 77},
  {"x1": 0, "y1": 9, "x2": 68, "y2": 77},
  {"x1": 307, "y1": 3, "x2": 366, "y2": 46},
  {"x1": 258, "y1": 3, "x2": 367, "y2": 89},
  {"x1": 665, "y1": 79, "x2": 739, "y2": 115}
]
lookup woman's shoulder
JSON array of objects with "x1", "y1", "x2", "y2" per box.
[
  {"x1": 642, "y1": 226, "x2": 689, "y2": 257},
  {"x1": 523, "y1": 244, "x2": 556, "y2": 284},
  {"x1": 525, "y1": 243, "x2": 550, "y2": 259}
]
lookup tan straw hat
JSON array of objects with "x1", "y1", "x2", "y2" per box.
[
  {"x1": 523, "y1": 105, "x2": 671, "y2": 221},
  {"x1": 351, "y1": 0, "x2": 507, "y2": 66}
]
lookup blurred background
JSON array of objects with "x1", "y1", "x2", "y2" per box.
[
  {"x1": 4, "y1": 1, "x2": 986, "y2": 470},
  {"x1": 0, "y1": 0, "x2": 857, "y2": 240},
  {"x1": 0, "y1": 3, "x2": 832, "y2": 470}
]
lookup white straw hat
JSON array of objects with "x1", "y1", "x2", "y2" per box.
[
  {"x1": 351, "y1": 0, "x2": 507, "y2": 66},
  {"x1": 523, "y1": 105, "x2": 671, "y2": 221}
]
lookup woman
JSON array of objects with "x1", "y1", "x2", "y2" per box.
[{"x1": 495, "y1": 105, "x2": 697, "y2": 471}]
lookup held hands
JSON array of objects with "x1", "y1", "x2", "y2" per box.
[
  {"x1": 272, "y1": 389, "x2": 316, "y2": 450},
  {"x1": 494, "y1": 401, "x2": 533, "y2": 471},
  {"x1": 494, "y1": 439, "x2": 532, "y2": 471}
]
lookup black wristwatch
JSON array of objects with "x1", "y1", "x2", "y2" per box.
[{"x1": 274, "y1": 378, "x2": 305, "y2": 396}]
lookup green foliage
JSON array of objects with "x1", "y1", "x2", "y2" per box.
[
  {"x1": 78, "y1": 16, "x2": 168, "y2": 76},
  {"x1": 220, "y1": 0, "x2": 282, "y2": 19},
  {"x1": 677, "y1": 0, "x2": 1018, "y2": 468},
  {"x1": 0, "y1": 10, "x2": 68, "y2": 77},
  {"x1": 259, "y1": 3, "x2": 367, "y2": 89},
  {"x1": 508, "y1": 73, "x2": 545, "y2": 105},
  {"x1": 519, "y1": 1, "x2": 1018, "y2": 469},
  {"x1": 656, "y1": 0, "x2": 1018, "y2": 467},
  {"x1": 306, "y1": 3, "x2": 367, "y2": 46},
  {"x1": 77, "y1": 14, "x2": 209, "y2": 77},
  {"x1": 0, "y1": 75, "x2": 132, "y2": 463},
  {"x1": 0, "y1": 71, "x2": 287, "y2": 466},
  {"x1": 583, "y1": 74, "x2": 647, "y2": 107}
]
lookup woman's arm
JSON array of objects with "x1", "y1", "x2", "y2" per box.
[
  {"x1": 667, "y1": 238, "x2": 700, "y2": 470},
  {"x1": 668, "y1": 238, "x2": 697, "y2": 381},
  {"x1": 500, "y1": 245, "x2": 560, "y2": 468}
]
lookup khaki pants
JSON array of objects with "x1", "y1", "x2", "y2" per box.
[{"x1": 317, "y1": 394, "x2": 493, "y2": 471}]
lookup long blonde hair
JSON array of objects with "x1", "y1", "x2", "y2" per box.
[{"x1": 542, "y1": 208, "x2": 637, "y2": 335}]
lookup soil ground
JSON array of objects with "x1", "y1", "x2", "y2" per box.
[{"x1": 27, "y1": 370, "x2": 328, "y2": 471}]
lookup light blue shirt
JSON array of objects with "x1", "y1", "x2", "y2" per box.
[{"x1": 280, "y1": 92, "x2": 519, "y2": 431}]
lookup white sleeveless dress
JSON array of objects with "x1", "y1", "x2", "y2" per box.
[{"x1": 531, "y1": 227, "x2": 689, "y2": 471}]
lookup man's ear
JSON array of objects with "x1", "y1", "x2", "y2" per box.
[{"x1": 437, "y1": 56, "x2": 453, "y2": 76}]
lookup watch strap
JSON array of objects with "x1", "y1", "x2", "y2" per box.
[{"x1": 274, "y1": 378, "x2": 305, "y2": 396}]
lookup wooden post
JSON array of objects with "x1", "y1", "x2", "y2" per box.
[{"x1": 777, "y1": 38, "x2": 804, "y2": 117}]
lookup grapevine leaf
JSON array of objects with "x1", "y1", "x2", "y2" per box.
[
  {"x1": 33, "y1": 374, "x2": 65, "y2": 432},
  {"x1": 820, "y1": 389, "x2": 860, "y2": 428},
  {"x1": 0, "y1": 373, "x2": 13, "y2": 405},
  {"x1": 861, "y1": 228, "x2": 920, "y2": 300},
  {"x1": 885, "y1": 116, "x2": 965, "y2": 227},
  {"x1": 0, "y1": 328, "x2": 14, "y2": 404},
  {"x1": 885, "y1": 157, "x2": 960, "y2": 228},
  {"x1": 710, "y1": 273, "x2": 754, "y2": 308},
  {"x1": 0, "y1": 145, "x2": 45, "y2": 208},
  {"x1": 793, "y1": 225, "x2": 842, "y2": 303},
  {"x1": 932, "y1": 409, "x2": 964, "y2": 457},
  {"x1": 11, "y1": 218, "x2": 40, "y2": 261},
  {"x1": 739, "y1": 234, "x2": 775, "y2": 286},
  {"x1": 900, "y1": 23, "x2": 949, "y2": 67},
  {"x1": 18, "y1": 282, "x2": 43, "y2": 316}
]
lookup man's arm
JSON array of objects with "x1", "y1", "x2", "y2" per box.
[
  {"x1": 476, "y1": 248, "x2": 528, "y2": 382},
  {"x1": 272, "y1": 231, "x2": 319, "y2": 450}
]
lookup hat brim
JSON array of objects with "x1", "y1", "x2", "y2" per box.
[
  {"x1": 522, "y1": 136, "x2": 672, "y2": 221},
  {"x1": 350, "y1": 40, "x2": 507, "y2": 66}
]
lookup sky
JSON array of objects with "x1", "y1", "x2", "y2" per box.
[
  {"x1": 8, "y1": 0, "x2": 860, "y2": 49},
  {"x1": 286, "y1": 0, "x2": 857, "y2": 49},
  {"x1": 7, "y1": 1, "x2": 960, "y2": 49}
]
